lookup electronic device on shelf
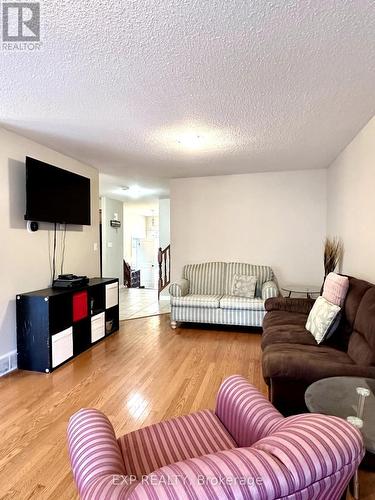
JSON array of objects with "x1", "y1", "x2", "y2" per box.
[
  {"x1": 52, "y1": 274, "x2": 89, "y2": 289},
  {"x1": 58, "y1": 274, "x2": 78, "y2": 280}
]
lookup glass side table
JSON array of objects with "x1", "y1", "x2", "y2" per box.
[
  {"x1": 305, "y1": 377, "x2": 375, "y2": 500},
  {"x1": 281, "y1": 285, "x2": 321, "y2": 298}
]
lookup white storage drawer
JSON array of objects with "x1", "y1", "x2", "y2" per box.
[
  {"x1": 52, "y1": 327, "x2": 73, "y2": 368},
  {"x1": 91, "y1": 312, "x2": 105, "y2": 343},
  {"x1": 105, "y1": 282, "x2": 118, "y2": 309}
]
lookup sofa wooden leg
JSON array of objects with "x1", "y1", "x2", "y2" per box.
[{"x1": 171, "y1": 321, "x2": 178, "y2": 330}]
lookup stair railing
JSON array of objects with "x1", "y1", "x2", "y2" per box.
[{"x1": 158, "y1": 245, "x2": 170, "y2": 299}]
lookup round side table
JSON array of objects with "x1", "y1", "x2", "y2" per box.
[
  {"x1": 305, "y1": 376, "x2": 375, "y2": 499},
  {"x1": 281, "y1": 285, "x2": 321, "y2": 298}
]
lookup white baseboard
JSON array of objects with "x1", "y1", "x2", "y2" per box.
[{"x1": 0, "y1": 350, "x2": 17, "y2": 377}]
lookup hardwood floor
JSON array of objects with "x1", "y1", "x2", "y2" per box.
[{"x1": 0, "y1": 315, "x2": 373, "y2": 499}]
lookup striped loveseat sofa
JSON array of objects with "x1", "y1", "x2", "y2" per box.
[
  {"x1": 169, "y1": 262, "x2": 279, "y2": 329},
  {"x1": 67, "y1": 376, "x2": 364, "y2": 499}
]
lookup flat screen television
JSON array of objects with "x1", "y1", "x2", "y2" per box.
[{"x1": 25, "y1": 157, "x2": 91, "y2": 225}]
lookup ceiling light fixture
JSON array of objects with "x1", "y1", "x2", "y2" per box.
[
  {"x1": 151, "y1": 123, "x2": 235, "y2": 154},
  {"x1": 115, "y1": 185, "x2": 154, "y2": 199},
  {"x1": 176, "y1": 134, "x2": 203, "y2": 150}
]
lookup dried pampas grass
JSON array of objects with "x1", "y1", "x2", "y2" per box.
[{"x1": 324, "y1": 237, "x2": 344, "y2": 277}]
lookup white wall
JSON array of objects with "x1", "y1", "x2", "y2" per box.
[
  {"x1": 159, "y1": 199, "x2": 170, "y2": 249},
  {"x1": 123, "y1": 205, "x2": 146, "y2": 266},
  {"x1": 327, "y1": 116, "x2": 375, "y2": 283},
  {"x1": 0, "y1": 128, "x2": 100, "y2": 359},
  {"x1": 171, "y1": 170, "x2": 327, "y2": 287},
  {"x1": 101, "y1": 197, "x2": 124, "y2": 283}
]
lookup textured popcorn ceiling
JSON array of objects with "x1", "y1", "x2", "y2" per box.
[{"x1": 1, "y1": 0, "x2": 375, "y2": 199}]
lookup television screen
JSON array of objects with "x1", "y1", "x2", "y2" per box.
[{"x1": 25, "y1": 157, "x2": 91, "y2": 225}]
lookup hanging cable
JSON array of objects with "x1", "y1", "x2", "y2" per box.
[
  {"x1": 60, "y1": 223, "x2": 67, "y2": 275},
  {"x1": 48, "y1": 228, "x2": 53, "y2": 283},
  {"x1": 52, "y1": 222, "x2": 57, "y2": 283}
]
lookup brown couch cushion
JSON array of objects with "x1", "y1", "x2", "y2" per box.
[
  {"x1": 261, "y1": 323, "x2": 317, "y2": 350},
  {"x1": 265, "y1": 297, "x2": 315, "y2": 315},
  {"x1": 341, "y1": 277, "x2": 372, "y2": 339},
  {"x1": 262, "y1": 306, "x2": 347, "y2": 350},
  {"x1": 263, "y1": 310, "x2": 307, "y2": 329},
  {"x1": 262, "y1": 343, "x2": 375, "y2": 384},
  {"x1": 348, "y1": 287, "x2": 375, "y2": 366}
]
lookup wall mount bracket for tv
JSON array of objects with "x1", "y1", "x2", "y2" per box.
[{"x1": 26, "y1": 221, "x2": 39, "y2": 233}]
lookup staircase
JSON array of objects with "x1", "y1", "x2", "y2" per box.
[
  {"x1": 123, "y1": 260, "x2": 141, "y2": 288},
  {"x1": 158, "y1": 245, "x2": 170, "y2": 299}
]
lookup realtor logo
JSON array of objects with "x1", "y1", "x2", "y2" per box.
[{"x1": 2, "y1": 2, "x2": 40, "y2": 41}]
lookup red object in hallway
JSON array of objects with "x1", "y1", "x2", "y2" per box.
[{"x1": 72, "y1": 291, "x2": 88, "y2": 322}]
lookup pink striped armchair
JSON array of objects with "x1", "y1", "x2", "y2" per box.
[{"x1": 67, "y1": 376, "x2": 364, "y2": 499}]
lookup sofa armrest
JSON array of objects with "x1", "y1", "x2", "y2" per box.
[
  {"x1": 265, "y1": 297, "x2": 315, "y2": 315},
  {"x1": 169, "y1": 278, "x2": 189, "y2": 297},
  {"x1": 68, "y1": 409, "x2": 136, "y2": 500},
  {"x1": 254, "y1": 413, "x2": 364, "y2": 490},
  {"x1": 215, "y1": 375, "x2": 282, "y2": 447},
  {"x1": 131, "y1": 414, "x2": 363, "y2": 499},
  {"x1": 262, "y1": 280, "x2": 279, "y2": 300}
]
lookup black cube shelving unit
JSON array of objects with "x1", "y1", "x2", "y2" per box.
[{"x1": 16, "y1": 278, "x2": 119, "y2": 373}]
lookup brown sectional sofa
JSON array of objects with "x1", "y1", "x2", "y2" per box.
[{"x1": 262, "y1": 276, "x2": 375, "y2": 416}]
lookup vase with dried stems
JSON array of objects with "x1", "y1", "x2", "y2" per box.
[{"x1": 322, "y1": 237, "x2": 344, "y2": 290}]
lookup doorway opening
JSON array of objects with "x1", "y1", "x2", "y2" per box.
[{"x1": 120, "y1": 200, "x2": 171, "y2": 320}]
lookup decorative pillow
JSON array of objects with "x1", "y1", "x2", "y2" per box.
[
  {"x1": 231, "y1": 274, "x2": 257, "y2": 299},
  {"x1": 323, "y1": 272, "x2": 349, "y2": 307},
  {"x1": 306, "y1": 296, "x2": 341, "y2": 344},
  {"x1": 323, "y1": 311, "x2": 343, "y2": 343}
]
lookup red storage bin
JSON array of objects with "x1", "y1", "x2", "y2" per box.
[{"x1": 72, "y1": 291, "x2": 88, "y2": 322}]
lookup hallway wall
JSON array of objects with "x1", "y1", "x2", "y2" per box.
[{"x1": 101, "y1": 197, "x2": 124, "y2": 283}]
